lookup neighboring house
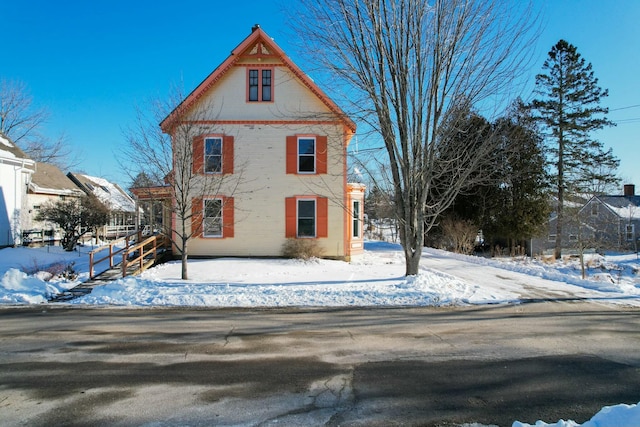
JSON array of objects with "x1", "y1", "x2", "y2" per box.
[
  {"x1": 67, "y1": 172, "x2": 138, "y2": 239},
  {"x1": 0, "y1": 132, "x2": 35, "y2": 248},
  {"x1": 154, "y1": 25, "x2": 364, "y2": 259},
  {"x1": 23, "y1": 162, "x2": 85, "y2": 245},
  {"x1": 532, "y1": 184, "x2": 640, "y2": 255},
  {"x1": 580, "y1": 184, "x2": 640, "y2": 251}
]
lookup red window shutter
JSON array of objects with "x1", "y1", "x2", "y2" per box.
[
  {"x1": 317, "y1": 197, "x2": 328, "y2": 238},
  {"x1": 191, "y1": 197, "x2": 203, "y2": 236},
  {"x1": 192, "y1": 136, "x2": 204, "y2": 174},
  {"x1": 286, "y1": 136, "x2": 297, "y2": 174},
  {"x1": 223, "y1": 136, "x2": 234, "y2": 174},
  {"x1": 223, "y1": 197, "x2": 234, "y2": 238},
  {"x1": 285, "y1": 197, "x2": 297, "y2": 237},
  {"x1": 316, "y1": 135, "x2": 328, "y2": 175}
]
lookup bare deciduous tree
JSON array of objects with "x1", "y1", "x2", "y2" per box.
[
  {"x1": 293, "y1": 0, "x2": 538, "y2": 275},
  {"x1": 121, "y1": 87, "x2": 244, "y2": 280},
  {"x1": 0, "y1": 78, "x2": 78, "y2": 170}
]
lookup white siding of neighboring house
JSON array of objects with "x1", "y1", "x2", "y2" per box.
[{"x1": 0, "y1": 153, "x2": 35, "y2": 247}]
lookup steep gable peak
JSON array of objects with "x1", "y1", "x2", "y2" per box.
[{"x1": 160, "y1": 26, "x2": 355, "y2": 134}]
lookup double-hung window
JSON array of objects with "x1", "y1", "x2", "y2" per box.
[
  {"x1": 205, "y1": 137, "x2": 222, "y2": 173},
  {"x1": 285, "y1": 196, "x2": 328, "y2": 239},
  {"x1": 297, "y1": 199, "x2": 316, "y2": 238},
  {"x1": 203, "y1": 199, "x2": 223, "y2": 237},
  {"x1": 298, "y1": 137, "x2": 316, "y2": 173},
  {"x1": 248, "y1": 68, "x2": 273, "y2": 102},
  {"x1": 626, "y1": 224, "x2": 635, "y2": 242},
  {"x1": 352, "y1": 200, "x2": 361, "y2": 238}
]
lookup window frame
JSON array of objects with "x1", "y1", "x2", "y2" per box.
[
  {"x1": 625, "y1": 224, "x2": 635, "y2": 242},
  {"x1": 352, "y1": 199, "x2": 361, "y2": 238},
  {"x1": 203, "y1": 198, "x2": 223, "y2": 238},
  {"x1": 297, "y1": 137, "x2": 316, "y2": 174},
  {"x1": 247, "y1": 67, "x2": 274, "y2": 102},
  {"x1": 204, "y1": 136, "x2": 223, "y2": 174},
  {"x1": 297, "y1": 198, "x2": 316, "y2": 238}
]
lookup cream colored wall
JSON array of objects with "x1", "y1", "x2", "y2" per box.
[
  {"x1": 186, "y1": 123, "x2": 347, "y2": 258},
  {"x1": 185, "y1": 64, "x2": 334, "y2": 123},
  {"x1": 176, "y1": 55, "x2": 351, "y2": 258}
]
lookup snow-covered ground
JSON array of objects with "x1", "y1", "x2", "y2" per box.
[
  {"x1": 1, "y1": 241, "x2": 639, "y2": 308},
  {"x1": 1, "y1": 241, "x2": 639, "y2": 426}
]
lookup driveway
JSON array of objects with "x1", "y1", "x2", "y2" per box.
[{"x1": 1, "y1": 302, "x2": 639, "y2": 426}]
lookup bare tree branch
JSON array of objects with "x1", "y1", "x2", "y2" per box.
[
  {"x1": 293, "y1": 0, "x2": 539, "y2": 275},
  {"x1": 0, "y1": 78, "x2": 79, "y2": 170},
  {"x1": 120, "y1": 86, "x2": 247, "y2": 279}
]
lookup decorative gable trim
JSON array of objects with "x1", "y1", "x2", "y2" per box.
[{"x1": 160, "y1": 27, "x2": 355, "y2": 135}]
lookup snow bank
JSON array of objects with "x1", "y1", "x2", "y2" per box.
[
  {"x1": 1, "y1": 269, "x2": 57, "y2": 304},
  {"x1": 513, "y1": 401, "x2": 640, "y2": 427}
]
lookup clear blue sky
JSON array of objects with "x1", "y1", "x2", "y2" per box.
[{"x1": 4, "y1": 0, "x2": 639, "y2": 191}]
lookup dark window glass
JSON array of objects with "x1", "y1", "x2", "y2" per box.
[
  {"x1": 352, "y1": 200, "x2": 360, "y2": 237},
  {"x1": 204, "y1": 199, "x2": 222, "y2": 237},
  {"x1": 298, "y1": 138, "x2": 315, "y2": 173},
  {"x1": 262, "y1": 69, "x2": 272, "y2": 101},
  {"x1": 297, "y1": 200, "x2": 316, "y2": 237},
  {"x1": 205, "y1": 138, "x2": 222, "y2": 173},
  {"x1": 249, "y1": 70, "x2": 259, "y2": 101}
]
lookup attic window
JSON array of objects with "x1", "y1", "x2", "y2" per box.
[
  {"x1": 101, "y1": 185, "x2": 110, "y2": 193},
  {"x1": 247, "y1": 68, "x2": 273, "y2": 102}
]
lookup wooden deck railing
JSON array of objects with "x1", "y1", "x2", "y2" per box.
[
  {"x1": 121, "y1": 234, "x2": 169, "y2": 277},
  {"x1": 88, "y1": 232, "x2": 169, "y2": 279}
]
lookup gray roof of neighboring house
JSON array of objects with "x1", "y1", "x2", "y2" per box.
[
  {"x1": 67, "y1": 172, "x2": 137, "y2": 213},
  {"x1": 29, "y1": 162, "x2": 84, "y2": 196},
  {"x1": 596, "y1": 195, "x2": 640, "y2": 220},
  {"x1": 0, "y1": 131, "x2": 35, "y2": 165}
]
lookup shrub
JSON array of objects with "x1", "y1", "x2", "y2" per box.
[
  {"x1": 282, "y1": 238, "x2": 324, "y2": 260},
  {"x1": 440, "y1": 217, "x2": 478, "y2": 255},
  {"x1": 20, "y1": 259, "x2": 78, "y2": 281}
]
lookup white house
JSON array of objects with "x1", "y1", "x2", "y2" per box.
[{"x1": 0, "y1": 132, "x2": 35, "y2": 247}]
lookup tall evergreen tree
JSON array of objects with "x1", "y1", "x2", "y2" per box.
[
  {"x1": 487, "y1": 99, "x2": 550, "y2": 252},
  {"x1": 440, "y1": 100, "x2": 549, "y2": 254},
  {"x1": 530, "y1": 39, "x2": 618, "y2": 259}
]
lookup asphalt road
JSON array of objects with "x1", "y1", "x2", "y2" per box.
[{"x1": 1, "y1": 302, "x2": 639, "y2": 426}]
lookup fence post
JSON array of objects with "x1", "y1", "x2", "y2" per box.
[
  {"x1": 89, "y1": 252, "x2": 94, "y2": 280},
  {"x1": 122, "y1": 252, "x2": 128, "y2": 278},
  {"x1": 153, "y1": 237, "x2": 158, "y2": 262}
]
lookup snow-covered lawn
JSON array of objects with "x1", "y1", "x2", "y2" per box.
[
  {"x1": 1, "y1": 241, "x2": 639, "y2": 426},
  {"x1": 1, "y1": 241, "x2": 639, "y2": 308}
]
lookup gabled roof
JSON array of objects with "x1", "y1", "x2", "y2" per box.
[
  {"x1": 67, "y1": 172, "x2": 137, "y2": 213},
  {"x1": 0, "y1": 131, "x2": 35, "y2": 167},
  {"x1": 595, "y1": 195, "x2": 640, "y2": 220},
  {"x1": 29, "y1": 162, "x2": 84, "y2": 196},
  {"x1": 160, "y1": 26, "x2": 356, "y2": 134}
]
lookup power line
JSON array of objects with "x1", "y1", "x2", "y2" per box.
[
  {"x1": 610, "y1": 104, "x2": 640, "y2": 111},
  {"x1": 613, "y1": 117, "x2": 640, "y2": 124}
]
